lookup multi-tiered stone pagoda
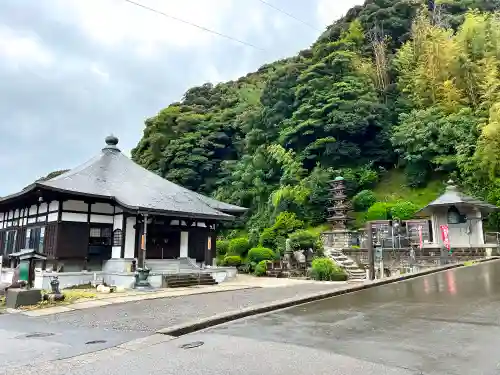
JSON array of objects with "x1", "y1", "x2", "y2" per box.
[{"x1": 326, "y1": 176, "x2": 353, "y2": 248}]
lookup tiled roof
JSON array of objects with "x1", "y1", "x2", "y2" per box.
[
  {"x1": 1, "y1": 136, "x2": 246, "y2": 220},
  {"x1": 416, "y1": 180, "x2": 498, "y2": 216}
]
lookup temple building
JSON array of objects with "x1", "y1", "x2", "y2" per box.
[
  {"x1": 0, "y1": 136, "x2": 246, "y2": 287},
  {"x1": 415, "y1": 180, "x2": 498, "y2": 250}
]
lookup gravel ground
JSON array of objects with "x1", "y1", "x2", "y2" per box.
[{"x1": 35, "y1": 283, "x2": 345, "y2": 332}]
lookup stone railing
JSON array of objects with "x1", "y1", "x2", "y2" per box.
[{"x1": 342, "y1": 247, "x2": 495, "y2": 270}]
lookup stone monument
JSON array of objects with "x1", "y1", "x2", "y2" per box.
[{"x1": 326, "y1": 176, "x2": 354, "y2": 249}]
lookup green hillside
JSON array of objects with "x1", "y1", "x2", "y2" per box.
[{"x1": 131, "y1": 0, "x2": 500, "y2": 248}]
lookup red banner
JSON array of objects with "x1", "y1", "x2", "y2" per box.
[
  {"x1": 418, "y1": 225, "x2": 423, "y2": 249},
  {"x1": 440, "y1": 225, "x2": 450, "y2": 250}
]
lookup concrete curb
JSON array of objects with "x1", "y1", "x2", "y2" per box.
[{"x1": 157, "y1": 257, "x2": 500, "y2": 337}]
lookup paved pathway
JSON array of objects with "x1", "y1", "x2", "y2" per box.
[
  {"x1": 0, "y1": 313, "x2": 146, "y2": 372},
  {"x1": 34, "y1": 283, "x2": 346, "y2": 332}
]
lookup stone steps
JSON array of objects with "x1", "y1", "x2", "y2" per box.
[
  {"x1": 324, "y1": 247, "x2": 366, "y2": 281},
  {"x1": 162, "y1": 273, "x2": 217, "y2": 288}
]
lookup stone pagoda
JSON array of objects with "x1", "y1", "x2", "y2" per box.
[{"x1": 326, "y1": 176, "x2": 354, "y2": 249}]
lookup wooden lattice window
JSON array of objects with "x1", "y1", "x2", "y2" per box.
[{"x1": 113, "y1": 229, "x2": 123, "y2": 247}]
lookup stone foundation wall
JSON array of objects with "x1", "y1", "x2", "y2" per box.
[{"x1": 1, "y1": 266, "x2": 238, "y2": 290}]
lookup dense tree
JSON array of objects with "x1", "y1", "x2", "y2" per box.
[{"x1": 132, "y1": 0, "x2": 500, "y2": 234}]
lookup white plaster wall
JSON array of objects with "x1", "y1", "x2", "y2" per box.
[
  {"x1": 91, "y1": 203, "x2": 114, "y2": 214},
  {"x1": 124, "y1": 216, "x2": 136, "y2": 258},
  {"x1": 90, "y1": 214, "x2": 114, "y2": 224},
  {"x1": 113, "y1": 214, "x2": 123, "y2": 230},
  {"x1": 180, "y1": 231, "x2": 189, "y2": 258},
  {"x1": 0, "y1": 269, "x2": 14, "y2": 284},
  {"x1": 49, "y1": 201, "x2": 59, "y2": 212},
  {"x1": 39, "y1": 203, "x2": 48, "y2": 213},
  {"x1": 28, "y1": 205, "x2": 37, "y2": 215},
  {"x1": 433, "y1": 206, "x2": 483, "y2": 247},
  {"x1": 61, "y1": 212, "x2": 87, "y2": 222},
  {"x1": 47, "y1": 213, "x2": 58, "y2": 222},
  {"x1": 63, "y1": 200, "x2": 88, "y2": 212}
]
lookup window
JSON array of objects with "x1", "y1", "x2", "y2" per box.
[
  {"x1": 3, "y1": 230, "x2": 17, "y2": 255},
  {"x1": 25, "y1": 226, "x2": 46, "y2": 253},
  {"x1": 113, "y1": 229, "x2": 123, "y2": 247},
  {"x1": 89, "y1": 226, "x2": 112, "y2": 246}
]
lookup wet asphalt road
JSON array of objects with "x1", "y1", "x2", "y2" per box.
[
  {"x1": 207, "y1": 260, "x2": 500, "y2": 374},
  {"x1": 4, "y1": 262, "x2": 500, "y2": 375},
  {"x1": 0, "y1": 313, "x2": 146, "y2": 371}
]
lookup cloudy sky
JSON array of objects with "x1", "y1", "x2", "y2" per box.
[{"x1": 0, "y1": 0, "x2": 363, "y2": 196}]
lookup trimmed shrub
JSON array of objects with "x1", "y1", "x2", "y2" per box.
[
  {"x1": 216, "y1": 240, "x2": 230, "y2": 257},
  {"x1": 259, "y1": 228, "x2": 276, "y2": 249},
  {"x1": 221, "y1": 255, "x2": 243, "y2": 267},
  {"x1": 352, "y1": 190, "x2": 377, "y2": 211},
  {"x1": 254, "y1": 260, "x2": 270, "y2": 277},
  {"x1": 365, "y1": 202, "x2": 392, "y2": 221},
  {"x1": 247, "y1": 247, "x2": 276, "y2": 263},
  {"x1": 288, "y1": 229, "x2": 317, "y2": 251},
  {"x1": 310, "y1": 258, "x2": 347, "y2": 281},
  {"x1": 228, "y1": 237, "x2": 251, "y2": 256},
  {"x1": 390, "y1": 201, "x2": 419, "y2": 220}
]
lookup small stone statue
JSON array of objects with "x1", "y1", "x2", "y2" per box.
[
  {"x1": 285, "y1": 238, "x2": 292, "y2": 255},
  {"x1": 43, "y1": 276, "x2": 65, "y2": 302}
]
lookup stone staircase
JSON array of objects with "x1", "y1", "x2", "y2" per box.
[
  {"x1": 324, "y1": 247, "x2": 366, "y2": 281},
  {"x1": 162, "y1": 273, "x2": 218, "y2": 288}
]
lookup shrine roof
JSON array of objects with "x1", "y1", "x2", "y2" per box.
[
  {"x1": 416, "y1": 180, "x2": 498, "y2": 217},
  {"x1": 1, "y1": 135, "x2": 246, "y2": 221}
]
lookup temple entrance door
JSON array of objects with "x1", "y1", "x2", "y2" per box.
[{"x1": 146, "y1": 223, "x2": 180, "y2": 259}]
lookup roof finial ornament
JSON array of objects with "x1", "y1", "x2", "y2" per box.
[{"x1": 103, "y1": 134, "x2": 120, "y2": 151}]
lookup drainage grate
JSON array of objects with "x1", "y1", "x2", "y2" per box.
[
  {"x1": 179, "y1": 341, "x2": 204, "y2": 349},
  {"x1": 85, "y1": 340, "x2": 107, "y2": 345},
  {"x1": 23, "y1": 332, "x2": 55, "y2": 338}
]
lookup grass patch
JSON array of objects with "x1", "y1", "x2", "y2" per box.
[
  {"x1": 348, "y1": 170, "x2": 445, "y2": 229},
  {"x1": 373, "y1": 170, "x2": 445, "y2": 207},
  {"x1": 18, "y1": 289, "x2": 97, "y2": 311}
]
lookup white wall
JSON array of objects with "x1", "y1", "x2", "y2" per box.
[
  {"x1": 0, "y1": 200, "x2": 59, "y2": 229},
  {"x1": 432, "y1": 206, "x2": 484, "y2": 247},
  {"x1": 180, "y1": 231, "x2": 189, "y2": 258},
  {"x1": 61, "y1": 212, "x2": 87, "y2": 222},
  {"x1": 90, "y1": 214, "x2": 114, "y2": 224},
  {"x1": 124, "y1": 216, "x2": 136, "y2": 259},
  {"x1": 91, "y1": 202, "x2": 114, "y2": 214},
  {"x1": 63, "y1": 200, "x2": 88, "y2": 212}
]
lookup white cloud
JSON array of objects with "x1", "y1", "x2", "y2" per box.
[
  {"x1": 90, "y1": 62, "x2": 110, "y2": 82},
  {"x1": 0, "y1": 26, "x2": 54, "y2": 70},
  {"x1": 57, "y1": 0, "x2": 235, "y2": 50},
  {"x1": 0, "y1": 0, "x2": 367, "y2": 196}
]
